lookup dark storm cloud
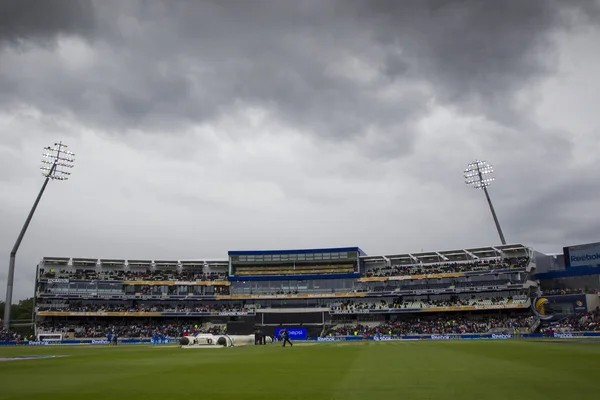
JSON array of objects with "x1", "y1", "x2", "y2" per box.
[
  {"x1": 0, "y1": 0, "x2": 95, "y2": 44},
  {"x1": 1, "y1": 0, "x2": 595, "y2": 158}
]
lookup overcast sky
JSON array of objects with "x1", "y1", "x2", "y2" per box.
[{"x1": 1, "y1": 0, "x2": 600, "y2": 301}]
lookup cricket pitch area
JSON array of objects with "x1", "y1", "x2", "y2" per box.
[{"x1": 0, "y1": 340, "x2": 598, "y2": 400}]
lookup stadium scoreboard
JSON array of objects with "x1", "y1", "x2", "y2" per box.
[{"x1": 227, "y1": 247, "x2": 364, "y2": 275}]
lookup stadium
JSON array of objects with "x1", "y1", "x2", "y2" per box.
[
  {"x1": 3, "y1": 2, "x2": 600, "y2": 399},
  {"x1": 32, "y1": 244, "x2": 538, "y2": 341},
  {"x1": 2, "y1": 156, "x2": 600, "y2": 400},
  {"x1": 2, "y1": 241, "x2": 600, "y2": 399},
  {"x1": 25, "y1": 242, "x2": 600, "y2": 343}
]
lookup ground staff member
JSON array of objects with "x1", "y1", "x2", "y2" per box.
[{"x1": 282, "y1": 329, "x2": 293, "y2": 347}]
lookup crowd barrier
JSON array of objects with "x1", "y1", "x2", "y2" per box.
[
  {"x1": 315, "y1": 332, "x2": 600, "y2": 342},
  {"x1": 2, "y1": 332, "x2": 599, "y2": 346},
  {"x1": 0, "y1": 338, "x2": 179, "y2": 346}
]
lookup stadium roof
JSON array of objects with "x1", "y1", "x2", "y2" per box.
[
  {"x1": 228, "y1": 247, "x2": 366, "y2": 256},
  {"x1": 99, "y1": 259, "x2": 126, "y2": 266},
  {"x1": 127, "y1": 260, "x2": 153, "y2": 268},
  {"x1": 179, "y1": 260, "x2": 228, "y2": 267},
  {"x1": 41, "y1": 257, "x2": 70, "y2": 265},
  {"x1": 39, "y1": 245, "x2": 529, "y2": 268},
  {"x1": 360, "y1": 244, "x2": 529, "y2": 264},
  {"x1": 71, "y1": 258, "x2": 98, "y2": 266},
  {"x1": 154, "y1": 260, "x2": 179, "y2": 265}
]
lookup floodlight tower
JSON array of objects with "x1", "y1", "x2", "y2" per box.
[
  {"x1": 3, "y1": 142, "x2": 75, "y2": 330},
  {"x1": 464, "y1": 160, "x2": 506, "y2": 245}
]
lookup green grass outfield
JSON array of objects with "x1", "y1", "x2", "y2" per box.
[{"x1": 1, "y1": 340, "x2": 599, "y2": 400}]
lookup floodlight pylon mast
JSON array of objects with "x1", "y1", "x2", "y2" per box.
[
  {"x1": 480, "y1": 171, "x2": 506, "y2": 246},
  {"x1": 464, "y1": 160, "x2": 507, "y2": 246},
  {"x1": 3, "y1": 142, "x2": 74, "y2": 331}
]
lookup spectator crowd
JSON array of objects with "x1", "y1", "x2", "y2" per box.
[
  {"x1": 37, "y1": 320, "x2": 226, "y2": 339},
  {"x1": 365, "y1": 257, "x2": 529, "y2": 278},
  {"x1": 331, "y1": 295, "x2": 527, "y2": 312},
  {"x1": 544, "y1": 308, "x2": 600, "y2": 333},
  {"x1": 326, "y1": 314, "x2": 535, "y2": 336},
  {"x1": 40, "y1": 268, "x2": 227, "y2": 282},
  {"x1": 36, "y1": 302, "x2": 249, "y2": 313},
  {"x1": 541, "y1": 288, "x2": 599, "y2": 296}
]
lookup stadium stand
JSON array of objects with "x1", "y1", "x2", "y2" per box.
[
  {"x1": 542, "y1": 309, "x2": 600, "y2": 333},
  {"x1": 33, "y1": 244, "x2": 545, "y2": 339},
  {"x1": 326, "y1": 314, "x2": 535, "y2": 336}
]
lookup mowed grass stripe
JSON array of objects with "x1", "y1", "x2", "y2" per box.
[
  {"x1": 0, "y1": 344, "x2": 361, "y2": 400},
  {"x1": 0, "y1": 342, "x2": 599, "y2": 400},
  {"x1": 439, "y1": 340, "x2": 600, "y2": 397}
]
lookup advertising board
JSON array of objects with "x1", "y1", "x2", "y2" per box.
[
  {"x1": 563, "y1": 242, "x2": 600, "y2": 268},
  {"x1": 275, "y1": 328, "x2": 307, "y2": 340},
  {"x1": 532, "y1": 294, "x2": 587, "y2": 320}
]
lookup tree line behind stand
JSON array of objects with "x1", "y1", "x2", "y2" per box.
[{"x1": 0, "y1": 298, "x2": 35, "y2": 335}]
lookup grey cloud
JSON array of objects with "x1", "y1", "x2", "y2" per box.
[
  {"x1": 1, "y1": 1, "x2": 600, "y2": 301},
  {"x1": 504, "y1": 169, "x2": 600, "y2": 241},
  {"x1": 3, "y1": 0, "x2": 595, "y2": 159},
  {"x1": 358, "y1": 0, "x2": 599, "y2": 124}
]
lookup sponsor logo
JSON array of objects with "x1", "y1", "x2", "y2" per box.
[
  {"x1": 69, "y1": 312, "x2": 109, "y2": 316},
  {"x1": 570, "y1": 253, "x2": 600, "y2": 264},
  {"x1": 48, "y1": 279, "x2": 69, "y2": 283},
  {"x1": 373, "y1": 336, "x2": 394, "y2": 341},
  {"x1": 430, "y1": 335, "x2": 451, "y2": 340},
  {"x1": 216, "y1": 311, "x2": 249, "y2": 316},
  {"x1": 532, "y1": 297, "x2": 553, "y2": 320},
  {"x1": 566, "y1": 243, "x2": 600, "y2": 267},
  {"x1": 491, "y1": 334, "x2": 512, "y2": 340},
  {"x1": 553, "y1": 333, "x2": 574, "y2": 338},
  {"x1": 91, "y1": 340, "x2": 109, "y2": 345},
  {"x1": 317, "y1": 337, "x2": 338, "y2": 342},
  {"x1": 275, "y1": 328, "x2": 307, "y2": 339}
]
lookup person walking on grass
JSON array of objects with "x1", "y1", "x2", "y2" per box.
[{"x1": 282, "y1": 329, "x2": 293, "y2": 347}]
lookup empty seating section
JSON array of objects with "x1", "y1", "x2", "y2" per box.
[
  {"x1": 234, "y1": 264, "x2": 355, "y2": 276},
  {"x1": 364, "y1": 257, "x2": 529, "y2": 278}
]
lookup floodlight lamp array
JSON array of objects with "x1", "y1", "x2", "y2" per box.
[
  {"x1": 464, "y1": 160, "x2": 495, "y2": 189},
  {"x1": 40, "y1": 142, "x2": 75, "y2": 180}
]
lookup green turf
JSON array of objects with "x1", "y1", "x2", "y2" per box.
[{"x1": 1, "y1": 341, "x2": 598, "y2": 400}]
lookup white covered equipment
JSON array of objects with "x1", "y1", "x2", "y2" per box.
[{"x1": 180, "y1": 333, "x2": 272, "y2": 348}]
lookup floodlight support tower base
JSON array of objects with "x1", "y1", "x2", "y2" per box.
[
  {"x1": 483, "y1": 186, "x2": 506, "y2": 246},
  {"x1": 3, "y1": 164, "x2": 55, "y2": 331}
]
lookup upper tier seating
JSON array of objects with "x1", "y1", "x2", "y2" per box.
[
  {"x1": 39, "y1": 268, "x2": 227, "y2": 282},
  {"x1": 234, "y1": 264, "x2": 355, "y2": 276},
  {"x1": 331, "y1": 295, "x2": 529, "y2": 312},
  {"x1": 364, "y1": 257, "x2": 529, "y2": 278}
]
